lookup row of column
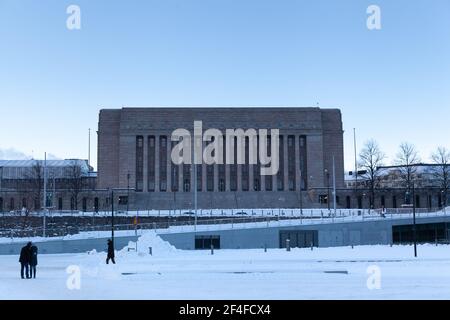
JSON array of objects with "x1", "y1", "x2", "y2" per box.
[{"x1": 138, "y1": 134, "x2": 306, "y2": 193}]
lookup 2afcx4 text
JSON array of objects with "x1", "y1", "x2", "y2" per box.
[{"x1": 223, "y1": 305, "x2": 271, "y2": 315}]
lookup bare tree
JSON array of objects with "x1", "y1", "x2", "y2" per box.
[
  {"x1": 431, "y1": 147, "x2": 450, "y2": 207},
  {"x1": 25, "y1": 161, "x2": 43, "y2": 211},
  {"x1": 359, "y1": 139, "x2": 386, "y2": 208},
  {"x1": 394, "y1": 142, "x2": 421, "y2": 204},
  {"x1": 66, "y1": 163, "x2": 85, "y2": 211}
]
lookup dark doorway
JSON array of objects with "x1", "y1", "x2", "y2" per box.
[
  {"x1": 393, "y1": 223, "x2": 449, "y2": 244},
  {"x1": 94, "y1": 197, "x2": 99, "y2": 213},
  {"x1": 195, "y1": 235, "x2": 220, "y2": 249},
  {"x1": 280, "y1": 230, "x2": 318, "y2": 248}
]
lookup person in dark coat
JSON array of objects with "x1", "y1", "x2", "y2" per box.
[
  {"x1": 106, "y1": 239, "x2": 115, "y2": 264},
  {"x1": 19, "y1": 242, "x2": 32, "y2": 279},
  {"x1": 29, "y1": 245, "x2": 38, "y2": 279}
]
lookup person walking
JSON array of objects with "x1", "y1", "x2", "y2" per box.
[
  {"x1": 29, "y1": 244, "x2": 38, "y2": 279},
  {"x1": 19, "y1": 242, "x2": 32, "y2": 279},
  {"x1": 106, "y1": 239, "x2": 115, "y2": 264}
]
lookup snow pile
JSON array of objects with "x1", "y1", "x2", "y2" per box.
[{"x1": 119, "y1": 231, "x2": 177, "y2": 257}]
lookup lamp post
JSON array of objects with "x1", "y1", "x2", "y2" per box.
[
  {"x1": 332, "y1": 156, "x2": 337, "y2": 217},
  {"x1": 110, "y1": 189, "x2": 115, "y2": 246},
  {"x1": 412, "y1": 182, "x2": 417, "y2": 257},
  {"x1": 299, "y1": 172, "x2": 303, "y2": 216}
]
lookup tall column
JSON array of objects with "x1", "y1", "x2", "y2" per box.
[
  {"x1": 179, "y1": 163, "x2": 184, "y2": 193},
  {"x1": 214, "y1": 164, "x2": 219, "y2": 192},
  {"x1": 202, "y1": 139, "x2": 207, "y2": 192},
  {"x1": 283, "y1": 134, "x2": 289, "y2": 191},
  {"x1": 166, "y1": 136, "x2": 172, "y2": 192},
  {"x1": 235, "y1": 164, "x2": 240, "y2": 191},
  {"x1": 143, "y1": 135, "x2": 149, "y2": 192},
  {"x1": 295, "y1": 135, "x2": 301, "y2": 191},
  {"x1": 154, "y1": 135, "x2": 160, "y2": 193},
  {"x1": 225, "y1": 164, "x2": 231, "y2": 192},
  {"x1": 249, "y1": 164, "x2": 254, "y2": 192}
]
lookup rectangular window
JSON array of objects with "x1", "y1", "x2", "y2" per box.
[
  {"x1": 265, "y1": 135, "x2": 273, "y2": 191},
  {"x1": 82, "y1": 198, "x2": 87, "y2": 212},
  {"x1": 277, "y1": 135, "x2": 284, "y2": 191},
  {"x1": 118, "y1": 196, "x2": 128, "y2": 205},
  {"x1": 219, "y1": 137, "x2": 226, "y2": 191},
  {"x1": 230, "y1": 137, "x2": 238, "y2": 191},
  {"x1": 148, "y1": 136, "x2": 156, "y2": 192},
  {"x1": 196, "y1": 165, "x2": 202, "y2": 191},
  {"x1": 253, "y1": 135, "x2": 260, "y2": 191},
  {"x1": 242, "y1": 137, "x2": 249, "y2": 191},
  {"x1": 299, "y1": 135, "x2": 307, "y2": 190},
  {"x1": 135, "y1": 136, "x2": 144, "y2": 192},
  {"x1": 319, "y1": 194, "x2": 328, "y2": 204},
  {"x1": 207, "y1": 165, "x2": 214, "y2": 191},
  {"x1": 183, "y1": 163, "x2": 190, "y2": 192},
  {"x1": 159, "y1": 136, "x2": 167, "y2": 192},
  {"x1": 206, "y1": 137, "x2": 215, "y2": 191},
  {"x1": 288, "y1": 135, "x2": 295, "y2": 191},
  {"x1": 195, "y1": 235, "x2": 221, "y2": 250}
]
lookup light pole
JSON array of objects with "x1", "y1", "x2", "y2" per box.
[
  {"x1": 110, "y1": 189, "x2": 115, "y2": 246},
  {"x1": 43, "y1": 153, "x2": 47, "y2": 238},
  {"x1": 299, "y1": 172, "x2": 303, "y2": 216},
  {"x1": 332, "y1": 156, "x2": 337, "y2": 217},
  {"x1": 412, "y1": 182, "x2": 417, "y2": 257}
]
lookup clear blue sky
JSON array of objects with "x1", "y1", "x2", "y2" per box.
[{"x1": 1, "y1": 0, "x2": 449, "y2": 171}]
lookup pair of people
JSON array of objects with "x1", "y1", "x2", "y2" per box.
[{"x1": 19, "y1": 242, "x2": 38, "y2": 279}]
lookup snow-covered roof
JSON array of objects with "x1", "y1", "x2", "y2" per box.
[
  {"x1": 345, "y1": 164, "x2": 442, "y2": 182},
  {"x1": 0, "y1": 159, "x2": 89, "y2": 169},
  {"x1": 0, "y1": 159, "x2": 93, "y2": 179}
]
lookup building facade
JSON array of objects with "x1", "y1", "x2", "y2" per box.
[
  {"x1": 97, "y1": 107, "x2": 345, "y2": 210},
  {"x1": 0, "y1": 159, "x2": 97, "y2": 212}
]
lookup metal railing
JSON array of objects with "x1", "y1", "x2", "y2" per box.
[{"x1": 1, "y1": 207, "x2": 448, "y2": 239}]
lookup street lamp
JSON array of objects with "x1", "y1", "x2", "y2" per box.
[
  {"x1": 110, "y1": 189, "x2": 115, "y2": 247},
  {"x1": 299, "y1": 172, "x2": 303, "y2": 216},
  {"x1": 412, "y1": 182, "x2": 417, "y2": 257}
]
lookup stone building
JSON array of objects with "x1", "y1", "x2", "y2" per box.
[{"x1": 97, "y1": 107, "x2": 345, "y2": 210}]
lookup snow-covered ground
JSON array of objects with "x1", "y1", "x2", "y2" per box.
[{"x1": 1, "y1": 233, "x2": 450, "y2": 300}]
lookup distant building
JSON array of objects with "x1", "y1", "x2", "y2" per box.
[
  {"x1": 97, "y1": 107, "x2": 345, "y2": 209},
  {"x1": 0, "y1": 159, "x2": 96, "y2": 212},
  {"x1": 343, "y1": 164, "x2": 449, "y2": 209}
]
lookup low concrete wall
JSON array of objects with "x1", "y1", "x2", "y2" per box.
[
  {"x1": 1, "y1": 215, "x2": 449, "y2": 254},
  {"x1": 0, "y1": 236, "x2": 139, "y2": 255},
  {"x1": 159, "y1": 216, "x2": 450, "y2": 249}
]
